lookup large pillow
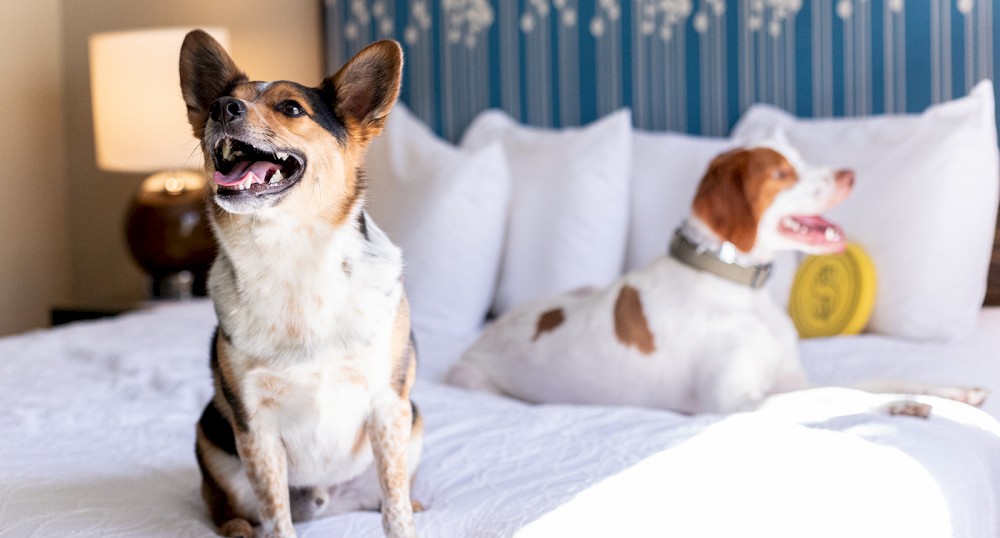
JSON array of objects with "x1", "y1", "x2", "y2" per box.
[
  {"x1": 365, "y1": 104, "x2": 511, "y2": 379},
  {"x1": 732, "y1": 81, "x2": 1000, "y2": 341},
  {"x1": 462, "y1": 109, "x2": 633, "y2": 315},
  {"x1": 627, "y1": 130, "x2": 736, "y2": 271}
]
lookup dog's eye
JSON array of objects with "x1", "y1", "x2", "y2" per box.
[{"x1": 278, "y1": 101, "x2": 305, "y2": 118}]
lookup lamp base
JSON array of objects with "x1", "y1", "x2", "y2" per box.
[
  {"x1": 147, "y1": 269, "x2": 208, "y2": 299},
  {"x1": 126, "y1": 169, "x2": 216, "y2": 300}
]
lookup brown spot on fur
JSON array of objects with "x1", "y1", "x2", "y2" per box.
[
  {"x1": 532, "y1": 308, "x2": 565, "y2": 341},
  {"x1": 614, "y1": 285, "x2": 656, "y2": 355},
  {"x1": 339, "y1": 366, "x2": 367, "y2": 386},
  {"x1": 691, "y1": 147, "x2": 798, "y2": 252},
  {"x1": 257, "y1": 374, "x2": 287, "y2": 395}
]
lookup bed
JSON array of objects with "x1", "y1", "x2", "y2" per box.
[
  {"x1": 2, "y1": 300, "x2": 1000, "y2": 538},
  {"x1": 2, "y1": 86, "x2": 1000, "y2": 536},
  {"x1": 6, "y1": 3, "x2": 1000, "y2": 537}
]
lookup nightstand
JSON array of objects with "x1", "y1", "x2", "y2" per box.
[{"x1": 50, "y1": 300, "x2": 141, "y2": 326}]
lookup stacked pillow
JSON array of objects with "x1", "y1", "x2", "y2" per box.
[
  {"x1": 364, "y1": 104, "x2": 510, "y2": 379},
  {"x1": 461, "y1": 109, "x2": 633, "y2": 315}
]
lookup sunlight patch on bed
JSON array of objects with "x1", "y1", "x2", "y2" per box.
[{"x1": 516, "y1": 412, "x2": 951, "y2": 538}]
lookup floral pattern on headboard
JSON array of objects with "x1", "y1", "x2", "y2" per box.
[{"x1": 324, "y1": 0, "x2": 996, "y2": 139}]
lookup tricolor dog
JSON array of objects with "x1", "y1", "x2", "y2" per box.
[
  {"x1": 180, "y1": 31, "x2": 421, "y2": 538},
  {"x1": 449, "y1": 142, "x2": 987, "y2": 415}
]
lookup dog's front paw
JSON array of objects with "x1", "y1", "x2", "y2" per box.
[
  {"x1": 219, "y1": 518, "x2": 255, "y2": 538},
  {"x1": 256, "y1": 518, "x2": 296, "y2": 538},
  {"x1": 382, "y1": 508, "x2": 417, "y2": 538}
]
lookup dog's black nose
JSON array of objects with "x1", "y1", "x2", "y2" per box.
[{"x1": 210, "y1": 97, "x2": 246, "y2": 125}]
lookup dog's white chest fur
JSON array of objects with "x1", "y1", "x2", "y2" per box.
[
  {"x1": 210, "y1": 211, "x2": 402, "y2": 483},
  {"x1": 210, "y1": 211, "x2": 402, "y2": 362},
  {"x1": 243, "y1": 362, "x2": 377, "y2": 485}
]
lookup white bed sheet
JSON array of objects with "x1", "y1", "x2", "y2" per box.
[{"x1": 1, "y1": 301, "x2": 999, "y2": 537}]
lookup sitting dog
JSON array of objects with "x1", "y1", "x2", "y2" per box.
[
  {"x1": 448, "y1": 142, "x2": 987, "y2": 415},
  {"x1": 180, "y1": 31, "x2": 421, "y2": 538}
]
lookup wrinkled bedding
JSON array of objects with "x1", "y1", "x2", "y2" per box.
[{"x1": 2, "y1": 301, "x2": 999, "y2": 537}]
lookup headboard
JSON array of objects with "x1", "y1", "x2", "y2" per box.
[{"x1": 322, "y1": 0, "x2": 1000, "y2": 305}]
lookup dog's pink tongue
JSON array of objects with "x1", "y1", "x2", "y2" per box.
[{"x1": 214, "y1": 161, "x2": 281, "y2": 187}]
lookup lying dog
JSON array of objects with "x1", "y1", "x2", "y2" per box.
[
  {"x1": 180, "y1": 31, "x2": 421, "y2": 538},
  {"x1": 449, "y1": 142, "x2": 987, "y2": 415}
]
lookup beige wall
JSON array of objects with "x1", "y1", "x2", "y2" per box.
[
  {"x1": 60, "y1": 0, "x2": 324, "y2": 304},
  {"x1": 0, "y1": 0, "x2": 72, "y2": 335}
]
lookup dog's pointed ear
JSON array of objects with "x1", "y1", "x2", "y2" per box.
[
  {"x1": 691, "y1": 149, "x2": 759, "y2": 253},
  {"x1": 179, "y1": 30, "x2": 247, "y2": 139},
  {"x1": 328, "y1": 40, "x2": 403, "y2": 143}
]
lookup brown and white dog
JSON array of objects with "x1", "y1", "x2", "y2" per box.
[
  {"x1": 180, "y1": 31, "x2": 421, "y2": 538},
  {"x1": 448, "y1": 142, "x2": 987, "y2": 415}
]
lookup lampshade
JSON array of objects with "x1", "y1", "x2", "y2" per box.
[{"x1": 89, "y1": 27, "x2": 229, "y2": 173}]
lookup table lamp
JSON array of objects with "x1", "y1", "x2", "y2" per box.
[{"x1": 89, "y1": 27, "x2": 228, "y2": 298}]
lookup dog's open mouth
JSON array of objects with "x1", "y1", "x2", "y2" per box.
[
  {"x1": 779, "y1": 215, "x2": 845, "y2": 252},
  {"x1": 211, "y1": 138, "x2": 304, "y2": 196}
]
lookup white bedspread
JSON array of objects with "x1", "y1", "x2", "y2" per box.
[{"x1": 1, "y1": 301, "x2": 999, "y2": 537}]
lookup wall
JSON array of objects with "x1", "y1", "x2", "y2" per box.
[
  {"x1": 326, "y1": 0, "x2": 997, "y2": 141},
  {"x1": 60, "y1": 0, "x2": 324, "y2": 305},
  {"x1": 0, "y1": 0, "x2": 72, "y2": 335}
]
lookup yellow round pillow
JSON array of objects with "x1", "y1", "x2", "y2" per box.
[{"x1": 788, "y1": 243, "x2": 877, "y2": 338}]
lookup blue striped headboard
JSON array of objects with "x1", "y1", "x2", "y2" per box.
[{"x1": 323, "y1": 0, "x2": 996, "y2": 142}]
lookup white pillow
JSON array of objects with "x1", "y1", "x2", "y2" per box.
[
  {"x1": 462, "y1": 109, "x2": 633, "y2": 314},
  {"x1": 628, "y1": 130, "x2": 736, "y2": 271},
  {"x1": 732, "y1": 81, "x2": 1000, "y2": 341},
  {"x1": 365, "y1": 104, "x2": 511, "y2": 379}
]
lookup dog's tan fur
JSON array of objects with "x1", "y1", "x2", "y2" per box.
[{"x1": 180, "y1": 30, "x2": 421, "y2": 538}]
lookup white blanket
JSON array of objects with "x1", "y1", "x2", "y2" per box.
[{"x1": 1, "y1": 301, "x2": 998, "y2": 537}]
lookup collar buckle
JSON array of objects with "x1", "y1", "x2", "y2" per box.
[
  {"x1": 749, "y1": 263, "x2": 773, "y2": 289},
  {"x1": 669, "y1": 228, "x2": 774, "y2": 289}
]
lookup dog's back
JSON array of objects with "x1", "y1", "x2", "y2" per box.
[{"x1": 452, "y1": 254, "x2": 802, "y2": 414}]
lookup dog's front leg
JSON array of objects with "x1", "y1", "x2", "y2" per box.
[
  {"x1": 369, "y1": 394, "x2": 416, "y2": 538},
  {"x1": 237, "y1": 429, "x2": 295, "y2": 538}
]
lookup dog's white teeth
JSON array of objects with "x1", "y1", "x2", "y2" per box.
[
  {"x1": 782, "y1": 217, "x2": 800, "y2": 232},
  {"x1": 276, "y1": 151, "x2": 289, "y2": 161},
  {"x1": 269, "y1": 170, "x2": 283, "y2": 184},
  {"x1": 825, "y1": 227, "x2": 840, "y2": 241},
  {"x1": 221, "y1": 140, "x2": 233, "y2": 161}
]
